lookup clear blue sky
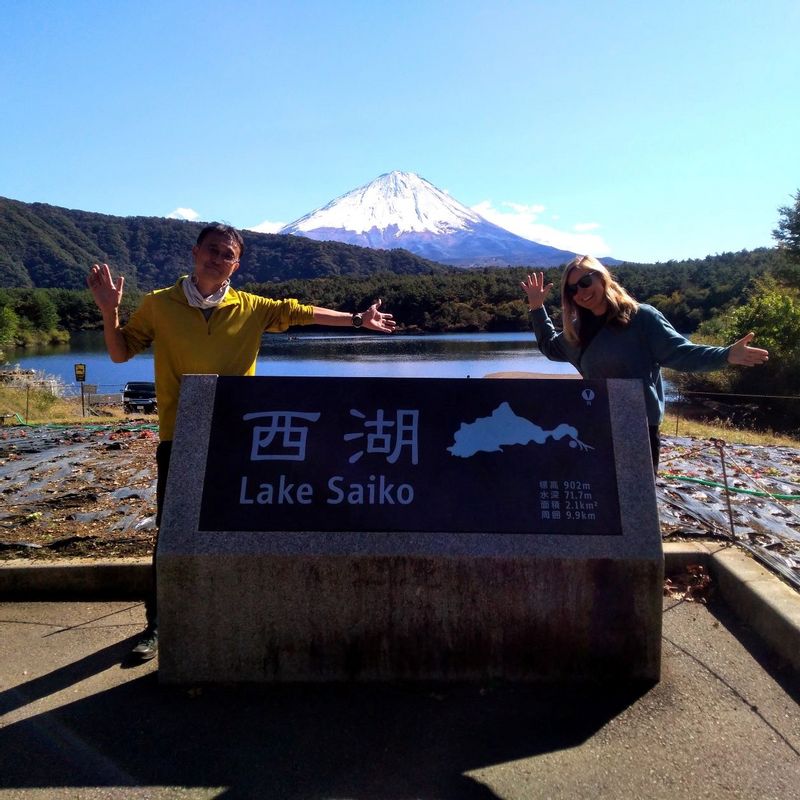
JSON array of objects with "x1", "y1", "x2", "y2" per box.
[{"x1": 2, "y1": 1, "x2": 798, "y2": 263}]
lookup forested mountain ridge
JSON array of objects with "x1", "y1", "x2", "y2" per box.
[
  {"x1": 1, "y1": 194, "x2": 795, "y2": 341},
  {"x1": 243, "y1": 248, "x2": 792, "y2": 334},
  {"x1": 0, "y1": 196, "x2": 446, "y2": 291}
]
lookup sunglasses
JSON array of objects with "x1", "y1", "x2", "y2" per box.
[{"x1": 565, "y1": 271, "x2": 598, "y2": 297}]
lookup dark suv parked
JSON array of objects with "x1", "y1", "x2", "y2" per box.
[{"x1": 122, "y1": 381, "x2": 157, "y2": 414}]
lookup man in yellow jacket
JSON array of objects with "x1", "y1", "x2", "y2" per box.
[{"x1": 88, "y1": 222, "x2": 396, "y2": 661}]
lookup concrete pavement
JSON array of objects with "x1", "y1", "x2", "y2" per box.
[{"x1": 0, "y1": 544, "x2": 799, "y2": 799}]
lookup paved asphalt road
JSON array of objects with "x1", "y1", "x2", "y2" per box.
[{"x1": 0, "y1": 596, "x2": 798, "y2": 800}]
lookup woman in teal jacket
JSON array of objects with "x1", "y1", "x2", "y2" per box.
[{"x1": 521, "y1": 255, "x2": 769, "y2": 469}]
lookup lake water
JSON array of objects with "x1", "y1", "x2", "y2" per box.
[{"x1": 7, "y1": 331, "x2": 579, "y2": 392}]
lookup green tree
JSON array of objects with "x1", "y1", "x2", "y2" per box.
[
  {"x1": 717, "y1": 277, "x2": 800, "y2": 358},
  {"x1": 647, "y1": 290, "x2": 695, "y2": 331},
  {"x1": 14, "y1": 290, "x2": 60, "y2": 332},
  {"x1": 672, "y1": 276, "x2": 800, "y2": 429},
  {"x1": 0, "y1": 305, "x2": 19, "y2": 357},
  {"x1": 773, "y1": 190, "x2": 800, "y2": 264},
  {"x1": 424, "y1": 302, "x2": 491, "y2": 332}
]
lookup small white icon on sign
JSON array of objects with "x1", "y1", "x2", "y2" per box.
[{"x1": 581, "y1": 389, "x2": 595, "y2": 406}]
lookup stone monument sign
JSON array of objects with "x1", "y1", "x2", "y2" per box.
[{"x1": 157, "y1": 375, "x2": 662, "y2": 683}]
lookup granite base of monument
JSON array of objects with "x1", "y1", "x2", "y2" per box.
[{"x1": 157, "y1": 375, "x2": 663, "y2": 683}]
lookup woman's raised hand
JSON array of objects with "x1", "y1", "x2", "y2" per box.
[
  {"x1": 520, "y1": 272, "x2": 553, "y2": 311},
  {"x1": 727, "y1": 332, "x2": 769, "y2": 367}
]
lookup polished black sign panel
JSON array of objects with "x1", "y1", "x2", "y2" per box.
[{"x1": 198, "y1": 376, "x2": 621, "y2": 535}]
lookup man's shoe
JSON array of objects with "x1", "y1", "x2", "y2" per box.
[{"x1": 130, "y1": 628, "x2": 158, "y2": 661}]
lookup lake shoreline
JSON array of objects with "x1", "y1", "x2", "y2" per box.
[{"x1": 6, "y1": 330, "x2": 580, "y2": 391}]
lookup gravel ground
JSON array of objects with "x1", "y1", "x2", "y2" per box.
[{"x1": 1, "y1": 424, "x2": 798, "y2": 586}]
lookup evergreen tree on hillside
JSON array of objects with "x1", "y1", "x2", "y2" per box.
[{"x1": 773, "y1": 190, "x2": 800, "y2": 263}]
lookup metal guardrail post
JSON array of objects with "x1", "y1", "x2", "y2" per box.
[
  {"x1": 674, "y1": 395, "x2": 683, "y2": 436},
  {"x1": 711, "y1": 438, "x2": 736, "y2": 538}
]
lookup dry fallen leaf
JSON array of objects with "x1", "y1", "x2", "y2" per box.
[{"x1": 664, "y1": 563, "x2": 713, "y2": 603}]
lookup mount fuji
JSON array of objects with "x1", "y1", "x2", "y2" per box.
[{"x1": 277, "y1": 171, "x2": 581, "y2": 267}]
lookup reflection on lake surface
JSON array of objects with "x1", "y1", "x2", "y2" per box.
[{"x1": 8, "y1": 331, "x2": 579, "y2": 391}]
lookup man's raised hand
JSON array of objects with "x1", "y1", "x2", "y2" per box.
[
  {"x1": 87, "y1": 263, "x2": 124, "y2": 314},
  {"x1": 362, "y1": 299, "x2": 397, "y2": 333}
]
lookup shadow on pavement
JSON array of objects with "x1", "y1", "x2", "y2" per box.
[
  {"x1": 706, "y1": 597, "x2": 800, "y2": 704},
  {"x1": 0, "y1": 675, "x2": 650, "y2": 798},
  {"x1": 0, "y1": 632, "x2": 141, "y2": 717}
]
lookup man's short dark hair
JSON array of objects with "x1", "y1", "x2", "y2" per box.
[{"x1": 196, "y1": 223, "x2": 245, "y2": 258}]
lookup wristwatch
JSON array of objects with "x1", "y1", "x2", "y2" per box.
[{"x1": 351, "y1": 313, "x2": 364, "y2": 328}]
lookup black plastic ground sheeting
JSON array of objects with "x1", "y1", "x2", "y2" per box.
[{"x1": 658, "y1": 435, "x2": 800, "y2": 586}]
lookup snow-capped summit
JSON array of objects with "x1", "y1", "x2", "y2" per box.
[
  {"x1": 279, "y1": 171, "x2": 580, "y2": 267},
  {"x1": 282, "y1": 171, "x2": 481, "y2": 238}
]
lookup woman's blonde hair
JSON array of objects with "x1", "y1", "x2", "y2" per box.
[{"x1": 560, "y1": 255, "x2": 638, "y2": 345}]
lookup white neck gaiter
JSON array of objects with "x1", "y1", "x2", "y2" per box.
[{"x1": 182, "y1": 276, "x2": 230, "y2": 309}]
